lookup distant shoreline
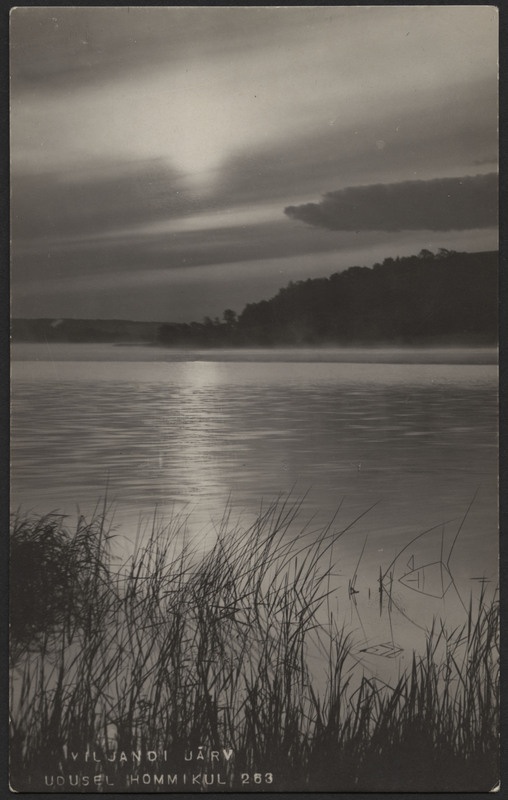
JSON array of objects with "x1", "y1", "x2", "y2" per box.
[{"x1": 10, "y1": 341, "x2": 498, "y2": 366}]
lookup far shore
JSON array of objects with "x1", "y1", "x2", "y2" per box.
[{"x1": 10, "y1": 340, "x2": 498, "y2": 366}]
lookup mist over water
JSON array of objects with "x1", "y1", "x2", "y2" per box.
[{"x1": 11, "y1": 343, "x2": 498, "y2": 680}]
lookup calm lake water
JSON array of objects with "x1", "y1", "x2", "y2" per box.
[{"x1": 11, "y1": 343, "x2": 498, "y2": 677}]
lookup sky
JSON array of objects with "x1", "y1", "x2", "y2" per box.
[{"x1": 10, "y1": 6, "x2": 498, "y2": 322}]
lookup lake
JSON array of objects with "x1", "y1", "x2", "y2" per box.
[{"x1": 11, "y1": 343, "x2": 498, "y2": 678}]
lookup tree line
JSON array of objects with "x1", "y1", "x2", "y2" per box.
[{"x1": 158, "y1": 249, "x2": 497, "y2": 347}]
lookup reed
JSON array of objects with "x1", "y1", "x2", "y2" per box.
[{"x1": 9, "y1": 498, "x2": 499, "y2": 792}]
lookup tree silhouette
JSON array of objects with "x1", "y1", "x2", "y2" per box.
[
  {"x1": 223, "y1": 309, "x2": 237, "y2": 326},
  {"x1": 156, "y1": 249, "x2": 497, "y2": 348}
]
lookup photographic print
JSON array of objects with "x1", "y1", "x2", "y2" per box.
[{"x1": 9, "y1": 5, "x2": 499, "y2": 793}]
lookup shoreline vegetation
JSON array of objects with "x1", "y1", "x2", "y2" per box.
[
  {"x1": 12, "y1": 249, "x2": 498, "y2": 348},
  {"x1": 10, "y1": 498, "x2": 499, "y2": 792}
]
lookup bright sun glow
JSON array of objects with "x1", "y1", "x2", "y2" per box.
[{"x1": 11, "y1": 6, "x2": 498, "y2": 193}]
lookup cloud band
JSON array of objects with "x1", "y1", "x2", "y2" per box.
[{"x1": 284, "y1": 173, "x2": 498, "y2": 232}]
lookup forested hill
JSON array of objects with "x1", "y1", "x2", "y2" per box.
[
  {"x1": 158, "y1": 249, "x2": 498, "y2": 347},
  {"x1": 237, "y1": 249, "x2": 497, "y2": 345}
]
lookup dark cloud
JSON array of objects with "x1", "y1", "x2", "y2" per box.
[
  {"x1": 9, "y1": 8, "x2": 216, "y2": 90},
  {"x1": 11, "y1": 159, "x2": 194, "y2": 242},
  {"x1": 10, "y1": 7, "x2": 321, "y2": 93},
  {"x1": 12, "y1": 218, "x2": 355, "y2": 285},
  {"x1": 285, "y1": 174, "x2": 498, "y2": 232}
]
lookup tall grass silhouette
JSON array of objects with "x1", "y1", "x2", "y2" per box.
[{"x1": 9, "y1": 497, "x2": 499, "y2": 791}]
